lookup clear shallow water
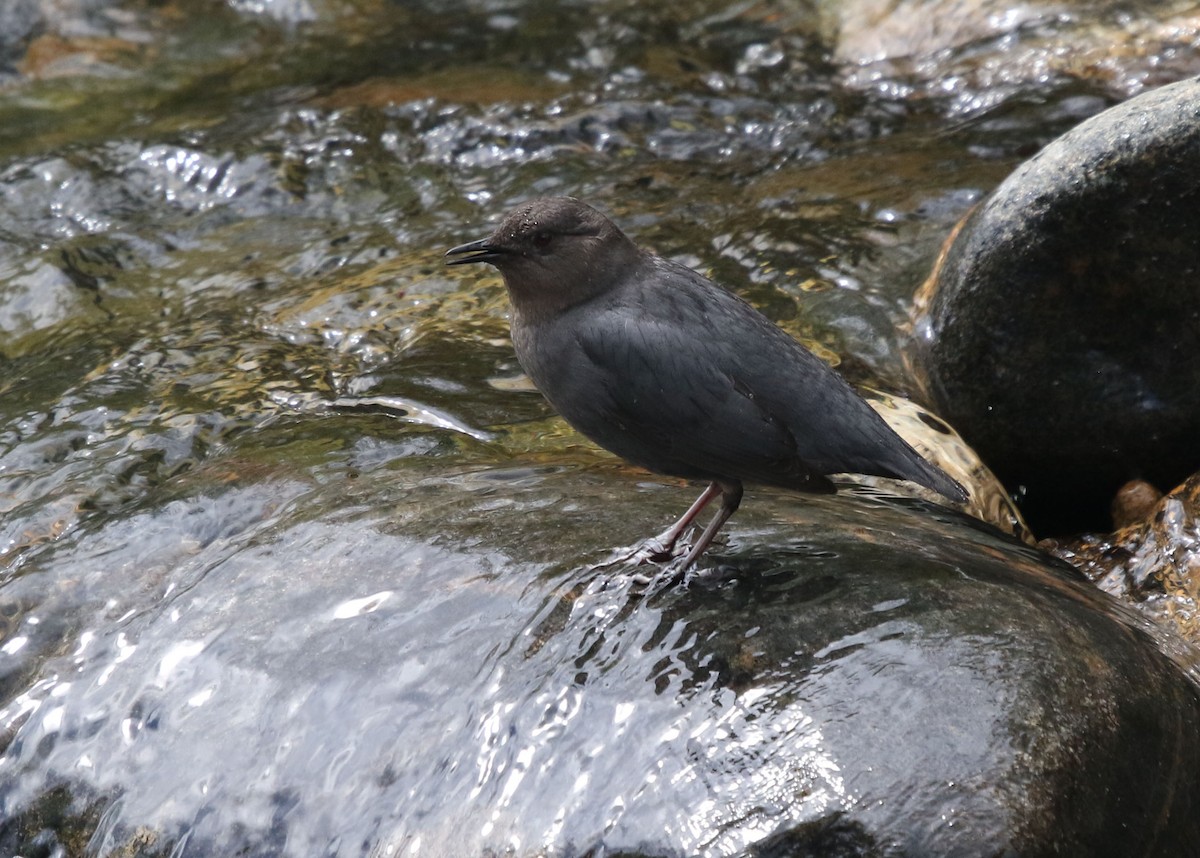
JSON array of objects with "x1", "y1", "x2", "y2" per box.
[{"x1": 2, "y1": 0, "x2": 1200, "y2": 853}]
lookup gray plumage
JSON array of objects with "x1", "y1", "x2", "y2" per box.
[{"x1": 446, "y1": 197, "x2": 966, "y2": 568}]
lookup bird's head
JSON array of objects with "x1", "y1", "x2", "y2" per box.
[{"x1": 445, "y1": 197, "x2": 640, "y2": 315}]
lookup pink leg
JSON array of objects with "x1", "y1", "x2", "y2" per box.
[
  {"x1": 648, "y1": 481, "x2": 722, "y2": 556},
  {"x1": 678, "y1": 481, "x2": 743, "y2": 569}
]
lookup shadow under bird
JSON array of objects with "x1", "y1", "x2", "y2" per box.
[{"x1": 446, "y1": 197, "x2": 967, "y2": 569}]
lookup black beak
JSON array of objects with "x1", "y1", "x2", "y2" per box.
[{"x1": 445, "y1": 237, "x2": 503, "y2": 266}]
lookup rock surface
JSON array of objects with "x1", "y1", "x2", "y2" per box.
[
  {"x1": 1047, "y1": 472, "x2": 1200, "y2": 642},
  {"x1": 915, "y1": 76, "x2": 1200, "y2": 534},
  {"x1": 2, "y1": 473, "x2": 1199, "y2": 856}
]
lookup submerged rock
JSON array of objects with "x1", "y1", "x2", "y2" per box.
[
  {"x1": 1047, "y1": 472, "x2": 1200, "y2": 643},
  {"x1": 1111, "y1": 478, "x2": 1165, "y2": 531},
  {"x1": 914, "y1": 76, "x2": 1200, "y2": 535}
]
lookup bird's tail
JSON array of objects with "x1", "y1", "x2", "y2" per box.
[{"x1": 888, "y1": 448, "x2": 968, "y2": 504}]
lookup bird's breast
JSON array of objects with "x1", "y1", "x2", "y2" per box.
[{"x1": 509, "y1": 313, "x2": 576, "y2": 401}]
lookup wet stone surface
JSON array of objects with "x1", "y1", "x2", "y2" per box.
[
  {"x1": 3, "y1": 470, "x2": 1200, "y2": 856},
  {"x1": 915, "y1": 76, "x2": 1200, "y2": 536},
  {"x1": 0, "y1": 0, "x2": 1199, "y2": 854},
  {"x1": 1046, "y1": 473, "x2": 1200, "y2": 644}
]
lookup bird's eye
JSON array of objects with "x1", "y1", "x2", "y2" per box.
[{"x1": 532, "y1": 230, "x2": 553, "y2": 249}]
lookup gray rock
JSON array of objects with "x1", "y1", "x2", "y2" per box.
[{"x1": 0, "y1": 0, "x2": 42, "y2": 72}]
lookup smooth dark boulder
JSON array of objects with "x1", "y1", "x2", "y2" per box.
[
  {"x1": 914, "y1": 75, "x2": 1200, "y2": 535},
  {"x1": 2, "y1": 472, "x2": 1199, "y2": 856}
]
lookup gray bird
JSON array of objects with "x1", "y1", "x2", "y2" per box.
[{"x1": 446, "y1": 197, "x2": 966, "y2": 568}]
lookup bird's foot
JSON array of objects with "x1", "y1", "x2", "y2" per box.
[
  {"x1": 594, "y1": 533, "x2": 685, "y2": 569},
  {"x1": 589, "y1": 544, "x2": 730, "y2": 590},
  {"x1": 587, "y1": 534, "x2": 693, "y2": 589},
  {"x1": 630, "y1": 554, "x2": 729, "y2": 590},
  {"x1": 632, "y1": 535, "x2": 684, "y2": 564}
]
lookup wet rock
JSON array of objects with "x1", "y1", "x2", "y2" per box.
[
  {"x1": 227, "y1": 0, "x2": 317, "y2": 25},
  {"x1": 2, "y1": 0, "x2": 160, "y2": 80},
  {"x1": 0, "y1": 0, "x2": 41, "y2": 74},
  {"x1": 1112, "y1": 478, "x2": 1164, "y2": 531},
  {"x1": 0, "y1": 258, "x2": 103, "y2": 351},
  {"x1": 1046, "y1": 472, "x2": 1200, "y2": 642},
  {"x1": 830, "y1": 0, "x2": 1055, "y2": 64},
  {"x1": 832, "y1": 0, "x2": 1200, "y2": 112},
  {"x1": 863, "y1": 389, "x2": 1033, "y2": 544},
  {"x1": 914, "y1": 76, "x2": 1200, "y2": 535},
  {"x1": 1, "y1": 470, "x2": 1198, "y2": 856}
]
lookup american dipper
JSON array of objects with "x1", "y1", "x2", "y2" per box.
[{"x1": 446, "y1": 197, "x2": 967, "y2": 568}]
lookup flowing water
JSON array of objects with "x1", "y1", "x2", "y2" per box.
[{"x1": 2, "y1": 0, "x2": 1200, "y2": 853}]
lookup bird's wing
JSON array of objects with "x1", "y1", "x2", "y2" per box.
[{"x1": 558, "y1": 283, "x2": 835, "y2": 492}]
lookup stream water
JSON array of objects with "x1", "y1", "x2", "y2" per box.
[{"x1": 2, "y1": 0, "x2": 1200, "y2": 855}]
